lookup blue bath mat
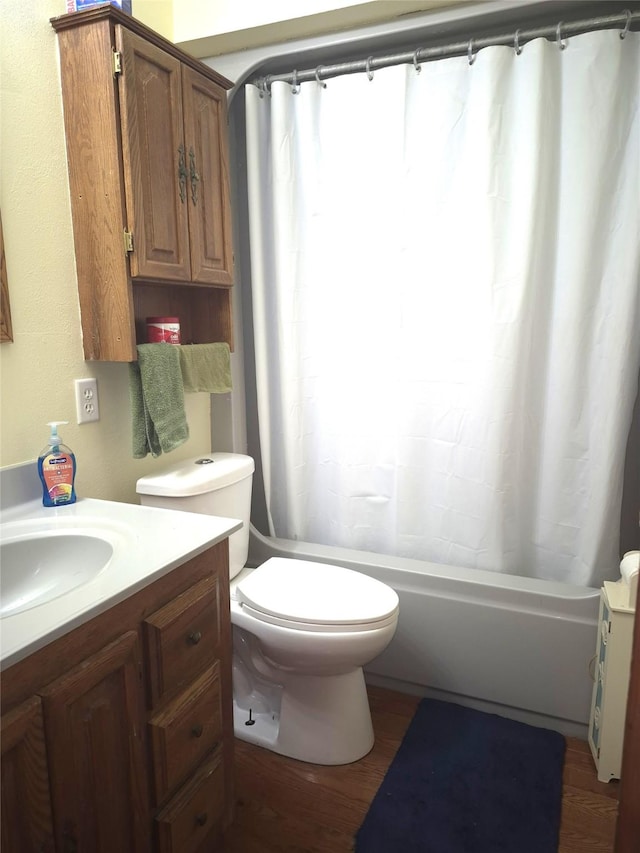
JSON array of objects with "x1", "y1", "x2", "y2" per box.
[{"x1": 355, "y1": 698, "x2": 566, "y2": 853}]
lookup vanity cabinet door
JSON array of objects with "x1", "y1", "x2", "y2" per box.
[
  {"x1": 41, "y1": 630, "x2": 152, "y2": 853},
  {"x1": 1, "y1": 695, "x2": 55, "y2": 853}
]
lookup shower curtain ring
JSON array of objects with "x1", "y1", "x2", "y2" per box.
[
  {"x1": 619, "y1": 9, "x2": 632, "y2": 39},
  {"x1": 514, "y1": 29, "x2": 523, "y2": 55},
  {"x1": 413, "y1": 49, "x2": 422, "y2": 73},
  {"x1": 291, "y1": 69, "x2": 301, "y2": 94},
  {"x1": 314, "y1": 66, "x2": 327, "y2": 88},
  {"x1": 556, "y1": 22, "x2": 566, "y2": 50},
  {"x1": 365, "y1": 56, "x2": 375, "y2": 81},
  {"x1": 258, "y1": 78, "x2": 271, "y2": 98},
  {"x1": 468, "y1": 38, "x2": 476, "y2": 65}
]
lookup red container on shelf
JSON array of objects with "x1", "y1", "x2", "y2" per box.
[{"x1": 146, "y1": 317, "x2": 181, "y2": 345}]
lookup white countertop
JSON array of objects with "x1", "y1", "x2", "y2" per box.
[{"x1": 0, "y1": 497, "x2": 241, "y2": 670}]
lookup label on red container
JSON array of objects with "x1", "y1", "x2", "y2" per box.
[{"x1": 146, "y1": 317, "x2": 181, "y2": 345}]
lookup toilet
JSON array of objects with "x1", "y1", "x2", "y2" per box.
[{"x1": 136, "y1": 453, "x2": 399, "y2": 765}]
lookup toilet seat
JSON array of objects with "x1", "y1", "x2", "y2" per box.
[{"x1": 235, "y1": 557, "x2": 399, "y2": 632}]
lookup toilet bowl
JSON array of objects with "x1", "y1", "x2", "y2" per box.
[
  {"x1": 231, "y1": 557, "x2": 398, "y2": 763},
  {"x1": 136, "y1": 454, "x2": 399, "y2": 765}
]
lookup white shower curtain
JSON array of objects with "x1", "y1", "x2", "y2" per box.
[{"x1": 245, "y1": 29, "x2": 640, "y2": 587}]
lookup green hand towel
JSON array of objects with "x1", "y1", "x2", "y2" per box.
[
  {"x1": 128, "y1": 344, "x2": 189, "y2": 459},
  {"x1": 178, "y1": 343, "x2": 232, "y2": 393}
]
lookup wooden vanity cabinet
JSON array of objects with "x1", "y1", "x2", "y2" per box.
[
  {"x1": 1, "y1": 695, "x2": 55, "y2": 853},
  {"x1": 0, "y1": 542, "x2": 233, "y2": 853},
  {"x1": 51, "y1": 8, "x2": 234, "y2": 361},
  {"x1": 41, "y1": 631, "x2": 151, "y2": 853}
]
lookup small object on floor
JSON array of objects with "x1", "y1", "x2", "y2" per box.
[{"x1": 355, "y1": 698, "x2": 565, "y2": 853}]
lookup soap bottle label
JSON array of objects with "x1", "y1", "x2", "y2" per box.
[{"x1": 41, "y1": 453, "x2": 75, "y2": 504}]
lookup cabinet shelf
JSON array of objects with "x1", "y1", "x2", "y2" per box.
[{"x1": 52, "y1": 7, "x2": 235, "y2": 362}]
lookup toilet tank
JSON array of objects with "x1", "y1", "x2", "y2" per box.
[{"x1": 136, "y1": 453, "x2": 254, "y2": 579}]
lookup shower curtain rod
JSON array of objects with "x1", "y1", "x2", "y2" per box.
[{"x1": 251, "y1": 8, "x2": 639, "y2": 91}]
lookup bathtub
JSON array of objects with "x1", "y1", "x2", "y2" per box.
[{"x1": 248, "y1": 526, "x2": 601, "y2": 738}]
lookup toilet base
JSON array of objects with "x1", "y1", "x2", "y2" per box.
[{"x1": 233, "y1": 667, "x2": 374, "y2": 765}]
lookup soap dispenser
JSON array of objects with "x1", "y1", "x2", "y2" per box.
[{"x1": 38, "y1": 421, "x2": 77, "y2": 507}]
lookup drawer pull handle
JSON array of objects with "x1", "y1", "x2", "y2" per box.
[
  {"x1": 195, "y1": 812, "x2": 208, "y2": 827},
  {"x1": 187, "y1": 630, "x2": 202, "y2": 645},
  {"x1": 191, "y1": 723, "x2": 204, "y2": 738}
]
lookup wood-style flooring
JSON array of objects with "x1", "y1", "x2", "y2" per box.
[{"x1": 222, "y1": 686, "x2": 619, "y2": 853}]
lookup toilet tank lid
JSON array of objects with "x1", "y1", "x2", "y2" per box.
[{"x1": 136, "y1": 453, "x2": 254, "y2": 497}]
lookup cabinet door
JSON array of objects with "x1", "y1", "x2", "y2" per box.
[
  {"x1": 182, "y1": 65, "x2": 234, "y2": 286},
  {"x1": 41, "y1": 631, "x2": 151, "y2": 853},
  {"x1": 1, "y1": 695, "x2": 55, "y2": 853},
  {"x1": 118, "y1": 26, "x2": 191, "y2": 282}
]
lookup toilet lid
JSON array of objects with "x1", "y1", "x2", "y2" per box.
[{"x1": 236, "y1": 558, "x2": 399, "y2": 627}]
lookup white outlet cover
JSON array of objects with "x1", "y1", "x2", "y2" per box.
[{"x1": 75, "y1": 378, "x2": 100, "y2": 424}]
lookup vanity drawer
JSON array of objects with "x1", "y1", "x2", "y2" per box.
[
  {"x1": 145, "y1": 575, "x2": 220, "y2": 706},
  {"x1": 155, "y1": 747, "x2": 226, "y2": 853},
  {"x1": 149, "y1": 663, "x2": 223, "y2": 803}
]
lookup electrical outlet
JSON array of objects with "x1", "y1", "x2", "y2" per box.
[{"x1": 75, "y1": 378, "x2": 100, "y2": 424}]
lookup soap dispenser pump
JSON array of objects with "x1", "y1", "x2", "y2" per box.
[{"x1": 38, "y1": 421, "x2": 77, "y2": 507}]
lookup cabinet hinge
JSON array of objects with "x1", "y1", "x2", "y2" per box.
[
  {"x1": 124, "y1": 229, "x2": 134, "y2": 254},
  {"x1": 112, "y1": 50, "x2": 122, "y2": 76}
]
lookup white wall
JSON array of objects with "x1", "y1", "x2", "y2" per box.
[
  {"x1": 0, "y1": 0, "x2": 213, "y2": 503},
  {"x1": 134, "y1": 0, "x2": 464, "y2": 57}
]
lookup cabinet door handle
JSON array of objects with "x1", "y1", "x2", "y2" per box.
[
  {"x1": 191, "y1": 723, "x2": 204, "y2": 738},
  {"x1": 189, "y1": 147, "x2": 200, "y2": 206},
  {"x1": 178, "y1": 145, "x2": 188, "y2": 203},
  {"x1": 187, "y1": 630, "x2": 202, "y2": 645},
  {"x1": 195, "y1": 812, "x2": 208, "y2": 827}
]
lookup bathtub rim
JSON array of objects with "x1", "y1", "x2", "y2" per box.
[{"x1": 248, "y1": 524, "x2": 602, "y2": 604}]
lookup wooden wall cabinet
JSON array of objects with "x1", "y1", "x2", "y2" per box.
[
  {"x1": 51, "y1": 8, "x2": 235, "y2": 361},
  {"x1": 0, "y1": 543, "x2": 233, "y2": 852}
]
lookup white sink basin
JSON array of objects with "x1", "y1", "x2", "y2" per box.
[
  {"x1": 0, "y1": 477, "x2": 241, "y2": 669},
  {"x1": 1, "y1": 530, "x2": 114, "y2": 618}
]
